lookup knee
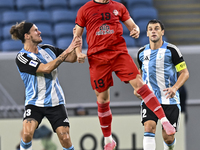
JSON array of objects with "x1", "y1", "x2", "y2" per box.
[{"x1": 59, "y1": 132, "x2": 71, "y2": 144}]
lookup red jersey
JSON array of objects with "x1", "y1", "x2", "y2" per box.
[{"x1": 75, "y1": 0, "x2": 131, "y2": 56}]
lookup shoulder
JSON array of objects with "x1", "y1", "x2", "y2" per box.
[
  {"x1": 138, "y1": 45, "x2": 146, "y2": 55},
  {"x1": 166, "y1": 42, "x2": 182, "y2": 57},
  {"x1": 16, "y1": 52, "x2": 29, "y2": 64}
]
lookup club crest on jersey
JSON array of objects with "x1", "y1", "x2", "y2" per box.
[
  {"x1": 113, "y1": 9, "x2": 118, "y2": 16},
  {"x1": 96, "y1": 24, "x2": 114, "y2": 35},
  {"x1": 157, "y1": 53, "x2": 164, "y2": 59}
]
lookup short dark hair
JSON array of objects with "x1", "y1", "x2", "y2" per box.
[{"x1": 146, "y1": 19, "x2": 165, "y2": 31}]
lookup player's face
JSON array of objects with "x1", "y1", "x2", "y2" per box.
[
  {"x1": 29, "y1": 25, "x2": 42, "y2": 44},
  {"x1": 147, "y1": 23, "x2": 164, "y2": 43}
]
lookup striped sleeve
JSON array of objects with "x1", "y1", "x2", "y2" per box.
[{"x1": 15, "y1": 52, "x2": 41, "y2": 75}]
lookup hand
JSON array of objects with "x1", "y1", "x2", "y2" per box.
[
  {"x1": 68, "y1": 36, "x2": 82, "y2": 53},
  {"x1": 77, "y1": 52, "x2": 87, "y2": 63},
  {"x1": 130, "y1": 28, "x2": 140, "y2": 39},
  {"x1": 163, "y1": 87, "x2": 177, "y2": 99},
  {"x1": 134, "y1": 90, "x2": 142, "y2": 100}
]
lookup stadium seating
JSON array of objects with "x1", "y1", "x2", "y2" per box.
[
  {"x1": 54, "y1": 23, "x2": 75, "y2": 39},
  {"x1": 1, "y1": 40, "x2": 23, "y2": 52},
  {"x1": 52, "y1": 10, "x2": 76, "y2": 24},
  {"x1": 130, "y1": 7, "x2": 158, "y2": 22},
  {"x1": 121, "y1": 22, "x2": 130, "y2": 36},
  {"x1": 40, "y1": 37, "x2": 55, "y2": 45},
  {"x1": 0, "y1": 0, "x2": 15, "y2": 13},
  {"x1": 136, "y1": 19, "x2": 149, "y2": 36},
  {"x1": 69, "y1": 0, "x2": 89, "y2": 11},
  {"x1": 16, "y1": 0, "x2": 42, "y2": 11},
  {"x1": 2, "y1": 11, "x2": 26, "y2": 26},
  {"x1": 2, "y1": 25, "x2": 13, "y2": 40},
  {"x1": 36, "y1": 24, "x2": 53, "y2": 39},
  {"x1": 56, "y1": 37, "x2": 72, "y2": 49},
  {"x1": 27, "y1": 10, "x2": 52, "y2": 25},
  {"x1": 42, "y1": 0, "x2": 68, "y2": 11},
  {"x1": 123, "y1": 35, "x2": 136, "y2": 47},
  {"x1": 123, "y1": 0, "x2": 153, "y2": 10}
]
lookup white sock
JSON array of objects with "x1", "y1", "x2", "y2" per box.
[
  {"x1": 161, "y1": 117, "x2": 169, "y2": 124},
  {"x1": 164, "y1": 138, "x2": 176, "y2": 150},
  {"x1": 143, "y1": 133, "x2": 156, "y2": 150},
  {"x1": 104, "y1": 135, "x2": 112, "y2": 145}
]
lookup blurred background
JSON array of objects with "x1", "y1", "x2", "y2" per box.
[{"x1": 0, "y1": 0, "x2": 200, "y2": 150}]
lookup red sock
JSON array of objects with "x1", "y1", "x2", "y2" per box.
[
  {"x1": 137, "y1": 84, "x2": 165, "y2": 120},
  {"x1": 97, "y1": 101, "x2": 112, "y2": 137}
]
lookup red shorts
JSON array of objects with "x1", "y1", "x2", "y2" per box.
[{"x1": 88, "y1": 50, "x2": 140, "y2": 93}]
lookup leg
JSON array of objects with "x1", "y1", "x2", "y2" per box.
[
  {"x1": 143, "y1": 121, "x2": 157, "y2": 150},
  {"x1": 162, "y1": 129, "x2": 176, "y2": 150},
  {"x1": 129, "y1": 74, "x2": 175, "y2": 135},
  {"x1": 56, "y1": 126, "x2": 74, "y2": 150},
  {"x1": 20, "y1": 118, "x2": 38, "y2": 150},
  {"x1": 95, "y1": 89, "x2": 116, "y2": 150}
]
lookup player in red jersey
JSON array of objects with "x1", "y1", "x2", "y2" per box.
[{"x1": 74, "y1": 0, "x2": 175, "y2": 149}]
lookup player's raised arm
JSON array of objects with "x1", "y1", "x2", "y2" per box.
[{"x1": 123, "y1": 18, "x2": 140, "y2": 39}]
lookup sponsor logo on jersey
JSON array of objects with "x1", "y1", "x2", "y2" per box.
[
  {"x1": 29, "y1": 60, "x2": 38, "y2": 67},
  {"x1": 144, "y1": 56, "x2": 149, "y2": 61},
  {"x1": 96, "y1": 24, "x2": 114, "y2": 35},
  {"x1": 63, "y1": 118, "x2": 69, "y2": 123},
  {"x1": 113, "y1": 9, "x2": 118, "y2": 16}
]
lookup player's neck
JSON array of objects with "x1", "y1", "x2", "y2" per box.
[
  {"x1": 24, "y1": 42, "x2": 39, "y2": 54},
  {"x1": 150, "y1": 40, "x2": 163, "y2": 50},
  {"x1": 94, "y1": 0, "x2": 109, "y2": 3}
]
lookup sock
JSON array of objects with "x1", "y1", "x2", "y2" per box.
[
  {"x1": 164, "y1": 138, "x2": 176, "y2": 150},
  {"x1": 105, "y1": 135, "x2": 113, "y2": 145},
  {"x1": 20, "y1": 139, "x2": 32, "y2": 150},
  {"x1": 97, "y1": 101, "x2": 112, "y2": 143},
  {"x1": 137, "y1": 84, "x2": 166, "y2": 120},
  {"x1": 63, "y1": 145, "x2": 75, "y2": 150},
  {"x1": 143, "y1": 132, "x2": 156, "y2": 150}
]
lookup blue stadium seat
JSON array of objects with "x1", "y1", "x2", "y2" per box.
[
  {"x1": 83, "y1": 38, "x2": 88, "y2": 49},
  {"x1": 40, "y1": 37, "x2": 55, "y2": 45},
  {"x1": 121, "y1": 22, "x2": 130, "y2": 36},
  {"x1": 2, "y1": 25, "x2": 13, "y2": 40},
  {"x1": 36, "y1": 24, "x2": 53, "y2": 39},
  {"x1": 123, "y1": 0, "x2": 153, "y2": 10},
  {"x1": 2, "y1": 11, "x2": 26, "y2": 26},
  {"x1": 69, "y1": 0, "x2": 89, "y2": 11},
  {"x1": 16, "y1": 0, "x2": 42, "y2": 11},
  {"x1": 42, "y1": 0, "x2": 68, "y2": 11},
  {"x1": 27, "y1": 10, "x2": 51, "y2": 25},
  {"x1": 52, "y1": 10, "x2": 76, "y2": 24},
  {"x1": 56, "y1": 37, "x2": 72, "y2": 49},
  {"x1": 0, "y1": 0, "x2": 15, "y2": 13},
  {"x1": 1, "y1": 40, "x2": 23, "y2": 52},
  {"x1": 54, "y1": 23, "x2": 75, "y2": 39},
  {"x1": 136, "y1": 19, "x2": 149, "y2": 36},
  {"x1": 130, "y1": 7, "x2": 158, "y2": 22},
  {"x1": 123, "y1": 35, "x2": 136, "y2": 47},
  {"x1": 138, "y1": 35, "x2": 149, "y2": 47}
]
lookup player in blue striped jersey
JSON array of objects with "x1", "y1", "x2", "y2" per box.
[
  {"x1": 10, "y1": 21, "x2": 81, "y2": 150},
  {"x1": 135, "y1": 20, "x2": 189, "y2": 150}
]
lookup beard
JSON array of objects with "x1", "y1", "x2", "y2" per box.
[
  {"x1": 31, "y1": 36, "x2": 42, "y2": 45},
  {"x1": 150, "y1": 36, "x2": 160, "y2": 43}
]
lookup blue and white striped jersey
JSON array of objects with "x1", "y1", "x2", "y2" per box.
[
  {"x1": 16, "y1": 45, "x2": 66, "y2": 107},
  {"x1": 137, "y1": 41, "x2": 185, "y2": 105}
]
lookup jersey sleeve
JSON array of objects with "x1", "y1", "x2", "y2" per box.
[
  {"x1": 15, "y1": 53, "x2": 41, "y2": 75},
  {"x1": 120, "y1": 3, "x2": 131, "y2": 22},
  {"x1": 75, "y1": 6, "x2": 86, "y2": 28},
  {"x1": 137, "y1": 47, "x2": 145, "y2": 69},
  {"x1": 39, "y1": 44, "x2": 64, "y2": 57},
  {"x1": 167, "y1": 45, "x2": 187, "y2": 72}
]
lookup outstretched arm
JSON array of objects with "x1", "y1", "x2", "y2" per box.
[{"x1": 37, "y1": 37, "x2": 81, "y2": 74}]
